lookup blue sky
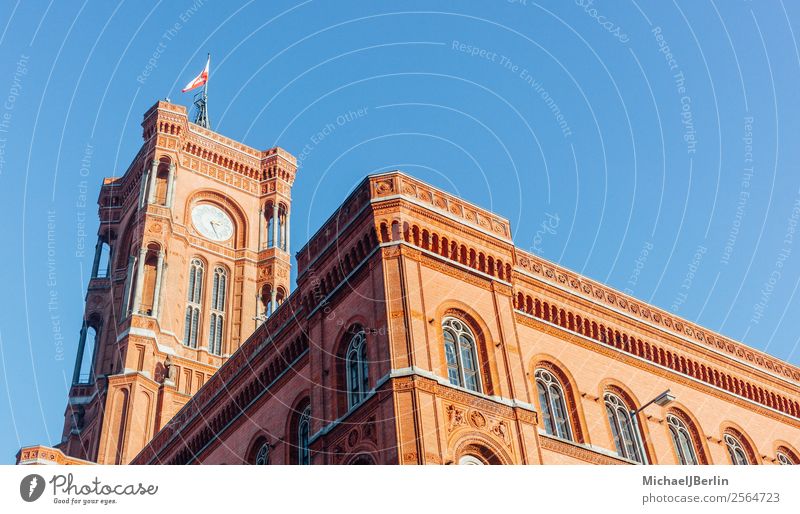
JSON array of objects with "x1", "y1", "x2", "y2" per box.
[{"x1": 1, "y1": 0, "x2": 800, "y2": 463}]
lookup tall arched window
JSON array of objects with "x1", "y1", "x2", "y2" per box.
[
  {"x1": 184, "y1": 259, "x2": 203, "y2": 348},
  {"x1": 346, "y1": 330, "x2": 369, "y2": 408},
  {"x1": 605, "y1": 393, "x2": 645, "y2": 463},
  {"x1": 667, "y1": 414, "x2": 699, "y2": 465},
  {"x1": 777, "y1": 450, "x2": 796, "y2": 465},
  {"x1": 154, "y1": 167, "x2": 169, "y2": 205},
  {"x1": 80, "y1": 326, "x2": 98, "y2": 383},
  {"x1": 535, "y1": 369, "x2": 572, "y2": 441},
  {"x1": 208, "y1": 266, "x2": 226, "y2": 355},
  {"x1": 255, "y1": 443, "x2": 270, "y2": 465},
  {"x1": 95, "y1": 240, "x2": 111, "y2": 278},
  {"x1": 266, "y1": 205, "x2": 275, "y2": 248},
  {"x1": 348, "y1": 454, "x2": 376, "y2": 465},
  {"x1": 265, "y1": 202, "x2": 286, "y2": 249},
  {"x1": 442, "y1": 317, "x2": 481, "y2": 393},
  {"x1": 298, "y1": 406, "x2": 311, "y2": 465},
  {"x1": 725, "y1": 434, "x2": 750, "y2": 465},
  {"x1": 74, "y1": 320, "x2": 100, "y2": 384},
  {"x1": 140, "y1": 247, "x2": 159, "y2": 315},
  {"x1": 260, "y1": 283, "x2": 273, "y2": 319}
]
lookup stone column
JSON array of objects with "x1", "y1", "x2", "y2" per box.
[
  {"x1": 106, "y1": 243, "x2": 113, "y2": 278},
  {"x1": 131, "y1": 248, "x2": 147, "y2": 314},
  {"x1": 138, "y1": 168, "x2": 149, "y2": 210},
  {"x1": 72, "y1": 322, "x2": 88, "y2": 384},
  {"x1": 257, "y1": 207, "x2": 263, "y2": 250},
  {"x1": 90, "y1": 237, "x2": 103, "y2": 278},
  {"x1": 280, "y1": 211, "x2": 287, "y2": 250},
  {"x1": 147, "y1": 159, "x2": 158, "y2": 204},
  {"x1": 272, "y1": 204, "x2": 279, "y2": 248},
  {"x1": 120, "y1": 254, "x2": 136, "y2": 317},
  {"x1": 151, "y1": 251, "x2": 165, "y2": 318},
  {"x1": 285, "y1": 210, "x2": 290, "y2": 255},
  {"x1": 167, "y1": 163, "x2": 176, "y2": 208},
  {"x1": 270, "y1": 288, "x2": 277, "y2": 316}
]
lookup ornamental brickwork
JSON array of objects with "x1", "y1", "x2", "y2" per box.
[
  {"x1": 18, "y1": 103, "x2": 800, "y2": 466},
  {"x1": 129, "y1": 171, "x2": 799, "y2": 466}
]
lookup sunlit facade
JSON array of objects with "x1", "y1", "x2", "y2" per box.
[{"x1": 18, "y1": 101, "x2": 800, "y2": 466}]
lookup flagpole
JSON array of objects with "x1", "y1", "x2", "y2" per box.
[
  {"x1": 187, "y1": 53, "x2": 211, "y2": 129},
  {"x1": 203, "y1": 53, "x2": 210, "y2": 128}
]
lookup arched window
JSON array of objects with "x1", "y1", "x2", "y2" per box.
[
  {"x1": 266, "y1": 206, "x2": 274, "y2": 248},
  {"x1": 605, "y1": 393, "x2": 645, "y2": 463},
  {"x1": 80, "y1": 326, "x2": 98, "y2": 383},
  {"x1": 279, "y1": 204, "x2": 287, "y2": 251},
  {"x1": 667, "y1": 414, "x2": 699, "y2": 465},
  {"x1": 777, "y1": 450, "x2": 796, "y2": 465},
  {"x1": 458, "y1": 455, "x2": 484, "y2": 465},
  {"x1": 535, "y1": 369, "x2": 572, "y2": 441},
  {"x1": 184, "y1": 259, "x2": 203, "y2": 348},
  {"x1": 74, "y1": 319, "x2": 100, "y2": 384},
  {"x1": 297, "y1": 405, "x2": 311, "y2": 465},
  {"x1": 140, "y1": 247, "x2": 159, "y2": 315},
  {"x1": 154, "y1": 166, "x2": 169, "y2": 205},
  {"x1": 254, "y1": 443, "x2": 270, "y2": 465},
  {"x1": 94, "y1": 240, "x2": 111, "y2": 278},
  {"x1": 265, "y1": 202, "x2": 286, "y2": 249},
  {"x1": 455, "y1": 444, "x2": 503, "y2": 464},
  {"x1": 208, "y1": 266, "x2": 226, "y2": 355},
  {"x1": 346, "y1": 330, "x2": 369, "y2": 408},
  {"x1": 348, "y1": 454, "x2": 376, "y2": 465},
  {"x1": 260, "y1": 283, "x2": 273, "y2": 319},
  {"x1": 725, "y1": 434, "x2": 750, "y2": 465},
  {"x1": 442, "y1": 317, "x2": 481, "y2": 392}
]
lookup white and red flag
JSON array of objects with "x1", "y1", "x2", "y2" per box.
[{"x1": 182, "y1": 55, "x2": 209, "y2": 92}]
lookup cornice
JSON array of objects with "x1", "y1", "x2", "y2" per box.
[
  {"x1": 513, "y1": 256, "x2": 800, "y2": 387},
  {"x1": 514, "y1": 310, "x2": 800, "y2": 427}
]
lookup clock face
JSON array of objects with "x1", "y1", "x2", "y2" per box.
[{"x1": 191, "y1": 204, "x2": 234, "y2": 242}]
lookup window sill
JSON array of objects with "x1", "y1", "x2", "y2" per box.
[{"x1": 537, "y1": 431, "x2": 643, "y2": 465}]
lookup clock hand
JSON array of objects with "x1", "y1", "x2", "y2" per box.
[{"x1": 209, "y1": 220, "x2": 219, "y2": 237}]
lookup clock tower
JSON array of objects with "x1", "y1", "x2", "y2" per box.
[{"x1": 58, "y1": 100, "x2": 296, "y2": 464}]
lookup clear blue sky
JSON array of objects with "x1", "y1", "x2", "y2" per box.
[{"x1": 1, "y1": 1, "x2": 799, "y2": 463}]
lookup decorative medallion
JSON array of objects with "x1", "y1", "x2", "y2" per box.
[
  {"x1": 469, "y1": 410, "x2": 486, "y2": 428},
  {"x1": 347, "y1": 428, "x2": 359, "y2": 448}
]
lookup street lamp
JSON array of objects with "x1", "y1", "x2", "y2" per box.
[
  {"x1": 632, "y1": 389, "x2": 676, "y2": 416},
  {"x1": 630, "y1": 389, "x2": 676, "y2": 464}
]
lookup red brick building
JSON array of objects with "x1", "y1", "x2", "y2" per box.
[{"x1": 19, "y1": 100, "x2": 800, "y2": 465}]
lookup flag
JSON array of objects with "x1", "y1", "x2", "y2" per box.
[{"x1": 182, "y1": 55, "x2": 209, "y2": 93}]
